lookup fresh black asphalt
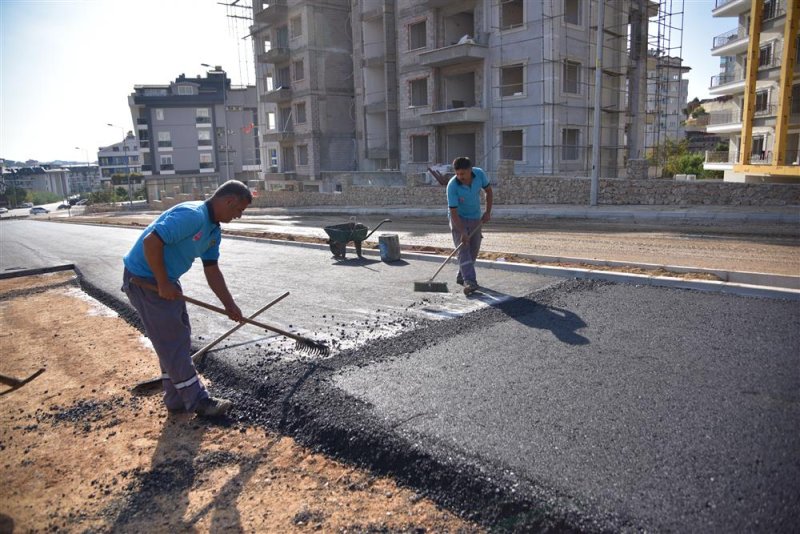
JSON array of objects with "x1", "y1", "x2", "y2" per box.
[{"x1": 197, "y1": 279, "x2": 800, "y2": 532}]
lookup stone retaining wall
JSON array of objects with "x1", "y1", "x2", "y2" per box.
[{"x1": 251, "y1": 176, "x2": 800, "y2": 208}]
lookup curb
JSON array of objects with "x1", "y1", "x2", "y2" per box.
[
  {"x1": 224, "y1": 234, "x2": 800, "y2": 300},
  {"x1": 0, "y1": 264, "x2": 76, "y2": 280}
]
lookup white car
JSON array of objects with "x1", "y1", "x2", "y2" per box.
[
  {"x1": 0, "y1": 207, "x2": 8, "y2": 214},
  {"x1": 29, "y1": 206, "x2": 50, "y2": 215}
]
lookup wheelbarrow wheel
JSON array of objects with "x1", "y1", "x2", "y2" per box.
[{"x1": 329, "y1": 241, "x2": 346, "y2": 259}]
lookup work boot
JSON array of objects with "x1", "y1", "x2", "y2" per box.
[
  {"x1": 456, "y1": 273, "x2": 464, "y2": 285},
  {"x1": 463, "y1": 282, "x2": 478, "y2": 296},
  {"x1": 194, "y1": 396, "x2": 232, "y2": 417}
]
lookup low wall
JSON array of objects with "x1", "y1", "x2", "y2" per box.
[{"x1": 251, "y1": 176, "x2": 800, "y2": 208}]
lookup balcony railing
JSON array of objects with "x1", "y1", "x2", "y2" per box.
[
  {"x1": 136, "y1": 118, "x2": 148, "y2": 125},
  {"x1": 196, "y1": 116, "x2": 211, "y2": 124},
  {"x1": 705, "y1": 151, "x2": 737, "y2": 164},
  {"x1": 254, "y1": 1, "x2": 287, "y2": 25},
  {"x1": 708, "y1": 110, "x2": 740, "y2": 125},
  {"x1": 199, "y1": 162, "x2": 214, "y2": 169},
  {"x1": 158, "y1": 140, "x2": 172, "y2": 148},
  {"x1": 710, "y1": 72, "x2": 743, "y2": 88},
  {"x1": 160, "y1": 163, "x2": 175, "y2": 171},
  {"x1": 712, "y1": 28, "x2": 742, "y2": 49}
]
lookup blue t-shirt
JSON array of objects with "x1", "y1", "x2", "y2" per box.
[
  {"x1": 123, "y1": 201, "x2": 221, "y2": 281},
  {"x1": 446, "y1": 167, "x2": 490, "y2": 220}
]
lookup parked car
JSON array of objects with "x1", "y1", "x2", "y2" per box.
[
  {"x1": 21, "y1": 202, "x2": 33, "y2": 208},
  {"x1": 75, "y1": 199, "x2": 88, "y2": 206},
  {"x1": 0, "y1": 207, "x2": 8, "y2": 214},
  {"x1": 57, "y1": 203, "x2": 70, "y2": 210},
  {"x1": 29, "y1": 206, "x2": 49, "y2": 215}
]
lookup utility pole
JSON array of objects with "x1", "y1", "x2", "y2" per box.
[{"x1": 590, "y1": 0, "x2": 606, "y2": 206}]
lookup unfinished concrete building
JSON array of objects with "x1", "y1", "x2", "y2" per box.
[
  {"x1": 244, "y1": 1, "x2": 686, "y2": 188},
  {"x1": 251, "y1": 0, "x2": 356, "y2": 191},
  {"x1": 350, "y1": 1, "x2": 686, "y2": 181},
  {"x1": 704, "y1": 0, "x2": 799, "y2": 182}
]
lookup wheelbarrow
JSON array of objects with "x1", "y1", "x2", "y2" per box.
[{"x1": 323, "y1": 218, "x2": 391, "y2": 259}]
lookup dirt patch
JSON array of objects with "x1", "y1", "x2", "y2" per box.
[{"x1": 0, "y1": 273, "x2": 481, "y2": 532}]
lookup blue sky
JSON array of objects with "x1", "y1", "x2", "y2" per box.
[{"x1": 0, "y1": 0, "x2": 731, "y2": 163}]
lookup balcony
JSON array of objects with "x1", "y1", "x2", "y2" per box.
[
  {"x1": 708, "y1": 109, "x2": 739, "y2": 125},
  {"x1": 254, "y1": 1, "x2": 287, "y2": 25},
  {"x1": 711, "y1": 27, "x2": 748, "y2": 56},
  {"x1": 160, "y1": 164, "x2": 175, "y2": 171},
  {"x1": 419, "y1": 41, "x2": 488, "y2": 68},
  {"x1": 259, "y1": 86, "x2": 292, "y2": 103},
  {"x1": 712, "y1": 0, "x2": 750, "y2": 18},
  {"x1": 257, "y1": 47, "x2": 290, "y2": 64},
  {"x1": 704, "y1": 151, "x2": 737, "y2": 169},
  {"x1": 419, "y1": 106, "x2": 488, "y2": 126},
  {"x1": 709, "y1": 72, "x2": 745, "y2": 95},
  {"x1": 262, "y1": 131, "x2": 295, "y2": 143}
]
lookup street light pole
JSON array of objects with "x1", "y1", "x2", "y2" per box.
[
  {"x1": 107, "y1": 123, "x2": 132, "y2": 207},
  {"x1": 202, "y1": 64, "x2": 230, "y2": 186}
]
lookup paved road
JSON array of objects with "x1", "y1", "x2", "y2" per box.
[
  {"x1": 61, "y1": 209, "x2": 800, "y2": 275},
  {"x1": 0, "y1": 219, "x2": 556, "y2": 355},
  {"x1": 2, "y1": 219, "x2": 798, "y2": 531}
]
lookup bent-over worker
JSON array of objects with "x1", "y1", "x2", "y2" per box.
[{"x1": 121, "y1": 180, "x2": 252, "y2": 417}]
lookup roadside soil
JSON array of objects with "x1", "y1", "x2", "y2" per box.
[
  {"x1": 61, "y1": 212, "x2": 800, "y2": 279},
  {"x1": 0, "y1": 272, "x2": 481, "y2": 533}
]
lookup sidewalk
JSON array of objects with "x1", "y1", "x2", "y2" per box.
[{"x1": 248, "y1": 203, "x2": 800, "y2": 225}]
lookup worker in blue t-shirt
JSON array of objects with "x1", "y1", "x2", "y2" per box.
[
  {"x1": 122, "y1": 180, "x2": 252, "y2": 417},
  {"x1": 445, "y1": 157, "x2": 493, "y2": 295}
]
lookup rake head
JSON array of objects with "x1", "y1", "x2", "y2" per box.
[{"x1": 295, "y1": 338, "x2": 330, "y2": 357}]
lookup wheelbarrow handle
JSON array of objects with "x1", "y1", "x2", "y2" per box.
[{"x1": 364, "y1": 218, "x2": 392, "y2": 240}]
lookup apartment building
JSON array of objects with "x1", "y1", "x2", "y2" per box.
[
  {"x1": 64, "y1": 165, "x2": 101, "y2": 193},
  {"x1": 128, "y1": 69, "x2": 260, "y2": 199},
  {"x1": 248, "y1": 1, "x2": 684, "y2": 186},
  {"x1": 645, "y1": 54, "x2": 690, "y2": 150},
  {"x1": 97, "y1": 133, "x2": 142, "y2": 191},
  {"x1": 352, "y1": 1, "x2": 657, "y2": 180},
  {"x1": 251, "y1": 0, "x2": 356, "y2": 191},
  {"x1": 705, "y1": 0, "x2": 799, "y2": 182}
]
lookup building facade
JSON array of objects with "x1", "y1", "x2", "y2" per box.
[
  {"x1": 251, "y1": 0, "x2": 356, "y2": 191},
  {"x1": 352, "y1": 0, "x2": 631, "y2": 181},
  {"x1": 128, "y1": 69, "x2": 260, "y2": 199},
  {"x1": 247, "y1": 1, "x2": 686, "y2": 188},
  {"x1": 705, "y1": 0, "x2": 799, "y2": 182}
]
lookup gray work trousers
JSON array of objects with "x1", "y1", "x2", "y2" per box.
[
  {"x1": 122, "y1": 268, "x2": 208, "y2": 411},
  {"x1": 450, "y1": 217, "x2": 482, "y2": 285}
]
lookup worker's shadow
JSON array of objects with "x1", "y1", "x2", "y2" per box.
[
  {"x1": 108, "y1": 411, "x2": 279, "y2": 532},
  {"x1": 475, "y1": 288, "x2": 589, "y2": 346}
]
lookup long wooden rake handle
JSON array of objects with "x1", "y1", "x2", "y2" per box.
[
  {"x1": 130, "y1": 278, "x2": 328, "y2": 355},
  {"x1": 192, "y1": 291, "x2": 290, "y2": 362},
  {"x1": 427, "y1": 222, "x2": 482, "y2": 283}
]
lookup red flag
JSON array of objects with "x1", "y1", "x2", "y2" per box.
[{"x1": 242, "y1": 122, "x2": 254, "y2": 134}]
